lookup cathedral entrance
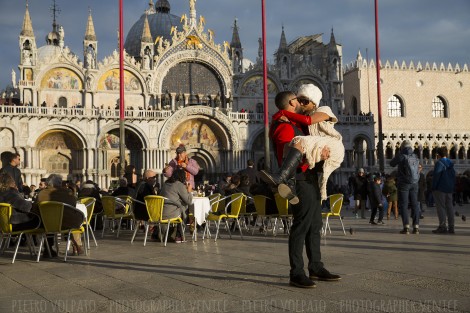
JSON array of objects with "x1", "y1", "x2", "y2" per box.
[
  {"x1": 98, "y1": 129, "x2": 144, "y2": 178},
  {"x1": 35, "y1": 130, "x2": 83, "y2": 181}
]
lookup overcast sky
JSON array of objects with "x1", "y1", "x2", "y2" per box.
[{"x1": 1, "y1": 0, "x2": 469, "y2": 89}]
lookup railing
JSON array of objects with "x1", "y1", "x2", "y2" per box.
[
  {"x1": 0, "y1": 105, "x2": 173, "y2": 120},
  {"x1": 0, "y1": 105, "x2": 376, "y2": 124},
  {"x1": 228, "y1": 112, "x2": 264, "y2": 121},
  {"x1": 337, "y1": 114, "x2": 374, "y2": 124}
]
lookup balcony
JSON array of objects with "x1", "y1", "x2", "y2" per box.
[
  {"x1": 337, "y1": 114, "x2": 374, "y2": 124},
  {"x1": 0, "y1": 105, "x2": 173, "y2": 120}
]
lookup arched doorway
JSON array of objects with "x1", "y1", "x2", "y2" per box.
[
  {"x1": 99, "y1": 129, "x2": 144, "y2": 178},
  {"x1": 58, "y1": 96, "x2": 67, "y2": 108},
  {"x1": 169, "y1": 117, "x2": 228, "y2": 181},
  {"x1": 36, "y1": 130, "x2": 83, "y2": 181}
]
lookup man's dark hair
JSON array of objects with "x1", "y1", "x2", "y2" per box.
[
  {"x1": 247, "y1": 159, "x2": 254, "y2": 167},
  {"x1": 8, "y1": 152, "x2": 20, "y2": 163},
  {"x1": 274, "y1": 91, "x2": 295, "y2": 110},
  {"x1": 168, "y1": 168, "x2": 187, "y2": 184},
  {"x1": 437, "y1": 146, "x2": 448, "y2": 158}
]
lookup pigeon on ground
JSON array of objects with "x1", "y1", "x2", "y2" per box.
[
  {"x1": 455, "y1": 211, "x2": 460, "y2": 217},
  {"x1": 462, "y1": 215, "x2": 466, "y2": 222},
  {"x1": 349, "y1": 227, "x2": 355, "y2": 235}
]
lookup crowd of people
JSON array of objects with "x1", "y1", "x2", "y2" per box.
[{"x1": 0, "y1": 81, "x2": 468, "y2": 289}]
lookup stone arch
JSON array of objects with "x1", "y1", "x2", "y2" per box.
[
  {"x1": 248, "y1": 129, "x2": 270, "y2": 170},
  {"x1": 154, "y1": 50, "x2": 232, "y2": 97},
  {"x1": 34, "y1": 128, "x2": 85, "y2": 179},
  {"x1": 97, "y1": 123, "x2": 148, "y2": 178},
  {"x1": 352, "y1": 133, "x2": 373, "y2": 169},
  {"x1": 236, "y1": 72, "x2": 281, "y2": 97},
  {"x1": 187, "y1": 148, "x2": 218, "y2": 184},
  {"x1": 158, "y1": 106, "x2": 239, "y2": 151},
  {"x1": 38, "y1": 66, "x2": 84, "y2": 90},
  {"x1": 28, "y1": 123, "x2": 88, "y2": 148},
  {"x1": 96, "y1": 68, "x2": 143, "y2": 92},
  {"x1": 96, "y1": 122, "x2": 149, "y2": 149}
]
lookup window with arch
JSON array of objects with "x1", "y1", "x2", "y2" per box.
[
  {"x1": 387, "y1": 95, "x2": 404, "y2": 117},
  {"x1": 256, "y1": 103, "x2": 263, "y2": 113},
  {"x1": 432, "y1": 96, "x2": 447, "y2": 118},
  {"x1": 58, "y1": 96, "x2": 67, "y2": 108},
  {"x1": 351, "y1": 96, "x2": 358, "y2": 115}
]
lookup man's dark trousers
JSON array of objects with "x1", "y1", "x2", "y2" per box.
[{"x1": 288, "y1": 171, "x2": 324, "y2": 278}]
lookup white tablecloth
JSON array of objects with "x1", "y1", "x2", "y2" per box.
[
  {"x1": 76, "y1": 203, "x2": 88, "y2": 220},
  {"x1": 192, "y1": 197, "x2": 211, "y2": 226}
]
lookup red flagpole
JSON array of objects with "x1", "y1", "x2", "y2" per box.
[
  {"x1": 119, "y1": 0, "x2": 125, "y2": 121},
  {"x1": 119, "y1": 0, "x2": 126, "y2": 177},
  {"x1": 375, "y1": 0, "x2": 384, "y2": 172},
  {"x1": 261, "y1": 0, "x2": 271, "y2": 171}
]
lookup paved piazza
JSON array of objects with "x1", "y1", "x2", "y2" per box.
[{"x1": 1, "y1": 204, "x2": 469, "y2": 313}]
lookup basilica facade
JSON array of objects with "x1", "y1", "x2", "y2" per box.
[{"x1": 1, "y1": 0, "x2": 367, "y2": 189}]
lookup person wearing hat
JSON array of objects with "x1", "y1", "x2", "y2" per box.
[
  {"x1": 164, "y1": 144, "x2": 199, "y2": 189},
  {"x1": 390, "y1": 140, "x2": 421, "y2": 234},
  {"x1": 262, "y1": 89, "x2": 341, "y2": 289},
  {"x1": 351, "y1": 168, "x2": 368, "y2": 219},
  {"x1": 368, "y1": 175, "x2": 385, "y2": 225},
  {"x1": 260, "y1": 84, "x2": 344, "y2": 203}
]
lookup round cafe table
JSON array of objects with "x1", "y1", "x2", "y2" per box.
[{"x1": 191, "y1": 196, "x2": 211, "y2": 241}]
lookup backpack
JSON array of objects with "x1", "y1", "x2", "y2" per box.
[{"x1": 402, "y1": 154, "x2": 419, "y2": 184}]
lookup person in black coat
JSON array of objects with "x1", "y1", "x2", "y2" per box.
[
  {"x1": 237, "y1": 160, "x2": 260, "y2": 189},
  {"x1": 368, "y1": 175, "x2": 385, "y2": 225},
  {"x1": 351, "y1": 168, "x2": 368, "y2": 218},
  {"x1": 0, "y1": 173, "x2": 39, "y2": 231},
  {"x1": 112, "y1": 177, "x2": 135, "y2": 198},
  {"x1": 0, "y1": 152, "x2": 23, "y2": 193},
  {"x1": 134, "y1": 170, "x2": 157, "y2": 221}
]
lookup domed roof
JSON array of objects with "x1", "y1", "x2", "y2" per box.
[
  {"x1": 37, "y1": 45, "x2": 62, "y2": 63},
  {"x1": 124, "y1": 3, "x2": 182, "y2": 58}
]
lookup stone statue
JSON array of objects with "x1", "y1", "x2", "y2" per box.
[
  {"x1": 190, "y1": 0, "x2": 196, "y2": 11},
  {"x1": 23, "y1": 50, "x2": 31, "y2": 65},
  {"x1": 11, "y1": 69, "x2": 16, "y2": 88}
]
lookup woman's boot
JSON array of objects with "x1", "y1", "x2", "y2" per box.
[{"x1": 260, "y1": 148, "x2": 303, "y2": 204}]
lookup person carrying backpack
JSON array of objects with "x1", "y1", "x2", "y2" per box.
[
  {"x1": 390, "y1": 140, "x2": 420, "y2": 234},
  {"x1": 431, "y1": 147, "x2": 456, "y2": 234}
]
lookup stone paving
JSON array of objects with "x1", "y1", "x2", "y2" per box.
[{"x1": 0, "y1": 203, "x2": 469, "y2": 313}]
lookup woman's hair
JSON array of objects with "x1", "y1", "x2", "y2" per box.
[
  {"x1": 167, "y1": 168, "x2": 187, "y2": 185},
  {"x1": 0, "y1": 173, "x2": 16, "y2": 192},
  {"x1": 46, "y1": 174, "x2": 63, "y2": 188}
]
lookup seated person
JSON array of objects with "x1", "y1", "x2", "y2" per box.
[
  {"x1": 78, "y1": 179, "x2": 104, "y2": 229},
  {"x1": 112, "y1": 177, "x2": 135, "y2": 198},
  {"x1": 0, "y1": 173, "x2": 40, "y2": 232},
  {"x1": 35, "y1": 174, "x2": 85, "y2": 255},
  {"x1": 159, "y1": 168, "x2": 193, "y2": 242},
  {"x1": 134, "y1": 170, "x2": 158, "y2": 221},
  {"x1": 78, "y1": 180, "x2": 103, "y2": 214}
]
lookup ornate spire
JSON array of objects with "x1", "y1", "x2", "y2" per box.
[
  {"x1": 21, "y1": 2, "x2": 34, "y2": 37},
  {"x1": 328, "y1": 27, "x2": 339, "y2": 54},
  {"x1": 189, "y1": 0, "x2": 197, "y2": 26},
  {"x1": 50, "y1": 0, "x2": 61, "y2": 32},
  {"x1": 84, "y1": 9, "x2": 96, "y2": 41},
  {"x1": 329, "y1": 27, "x2": 336, "y2": 45},
  {"x1": 278, "y1": 25, "x2": 288, "y2": 53},
  {"x1": 230, "y1": 18, "x2": 241, "y2": 49},
  {"x1": 141, "y1": 14, "x2": 153, "y2": 43},
  {"x1": 146, "y1": 0, "x2": 156, "y2": 14}
]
